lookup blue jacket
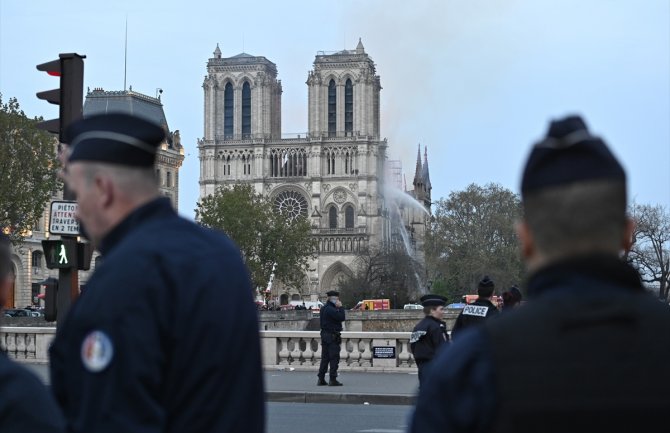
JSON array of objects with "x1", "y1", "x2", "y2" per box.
[
  {"x1": 50, "y1": 198, "x2": 264, "y2": 433},
  {"x1": 320, "y1": 301, "x2": 345, "y2": 332}
]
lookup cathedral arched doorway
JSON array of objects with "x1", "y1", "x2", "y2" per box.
[{"x1": 279, "y1": 293, "x2": 289, "y2": 305}]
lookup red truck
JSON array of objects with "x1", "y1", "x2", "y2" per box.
[{"x1": 351, "y1": 299, "x2": 391, "y2": 311}]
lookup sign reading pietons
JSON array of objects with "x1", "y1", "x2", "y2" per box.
[{"x1": 49, "y1": 201, "x2": 79, "y2": 235}]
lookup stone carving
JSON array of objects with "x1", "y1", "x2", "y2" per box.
[
  {"x1": 304, "y1": 182, "x2": 312, "y2": 193},
  {"x1": 322, "y1": 184, "x2": 331, "y2": 192},
  {"x1": 333, "y1": 189, "x2": 347, "y2": 204},
  {"x1": 349, "y1": 183, "x2": 357, "y2": 192}
]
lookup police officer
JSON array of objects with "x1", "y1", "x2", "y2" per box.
[
  {"x1": 0, "y1": 234, "x2": 65, "y2": 433},
  {"x1": 409, "y1": 294, "x2": 449, "y2": 387},
  {"x1": 451, "y1": 275, "x2": 499, "y2": 338},
  {"x1": 317, "y1": 290, "x2": 345, "y2": 386},
  {"x1": 50, "y1": 113, "x2": 264, "y2": 433},
  {"x1": 410, "y1": 115, "x2": 670, "y2": 433}
]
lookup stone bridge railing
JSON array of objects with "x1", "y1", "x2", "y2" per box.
[{"x1": 1, "y1": 327, "x2": 418, "y2": 371}]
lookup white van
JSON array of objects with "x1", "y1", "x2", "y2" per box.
[{"x1": 289, "y1": 300, "x2": 324, "y2": 310}]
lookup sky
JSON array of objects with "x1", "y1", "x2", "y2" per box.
[{"x1": 1, "y1": 0, "x2": 668, "y2": 219}]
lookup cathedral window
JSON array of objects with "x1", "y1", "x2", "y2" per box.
[
  {"x1": 274, "y1": 190, "x2": 308, "y2": 221},
  {"x1": 345, "y1": 79, "x2": 353, "y2": 135},
  {"x1": 225, "y1": 155, "x2": 231, "y2": 176},
  {"x1": 242, "y1": 81, "x2": 251, "y2": 137},
  {"x1": 328, "y1": 80, "x2": 336, "y2": 137},
  {"x1": 329, "y1": 206, "x2": 338, "y2": 229},
  {"x1": 166, "y1": 171, "x2": 172, "y2": 188},
  {"x1": 224, "y1": 82, "x2": 234, "y2": 138},
  {"x1": 345, "y1": 205, "x2": 354, "y2": 229}
]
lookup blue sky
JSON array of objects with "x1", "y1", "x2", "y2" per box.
[{"x1": 1, "y1": 0, "x2": 668, "y2": 219}]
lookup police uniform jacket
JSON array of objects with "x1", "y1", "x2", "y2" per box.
[
  {"x1": 410, "y1": 316, "x2": 448, "y2": 363},
  {"x1": 320, "y1": 301, "x2": 345, "y2": 333},
  {"x1": 409, "y1": 255, "x2": 670, "y2": 433},
  {"x1": 451, "y1": 298, "x2": 498, "y2": 338},
  {"x1": 50, "y1": 198, "x2": 264, "y2": 433},
  {"x1": 0, "y1": 351, "x2": 66, "y2": 432}
]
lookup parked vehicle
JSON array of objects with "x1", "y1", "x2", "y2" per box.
[
  {"x1": 289, "y1": 300, "x2": 324, "y2": 310},
  {"x1": 403, "y1": 303, "x2": 423, "y2": 310},
  {"x1": 351, "y1": 299, "x2": 391, "y2": 311}
]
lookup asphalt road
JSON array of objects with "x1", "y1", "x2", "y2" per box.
[{"x1": 267, "y1": 402, "x2": 413, "y2": 433}]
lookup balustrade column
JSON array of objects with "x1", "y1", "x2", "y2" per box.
[
  {"x1": 359, "y1": 338, "x2": 372, "y2": 367},
  {"x1": 398, "y1": 339, "x2": 411, "y2": 368},
  {"x1": 277, "y1": 337, "x2": 290, "y2": 365},
  {"x1": 289, "y1": 338, "x2": 302, "y2": 365}
]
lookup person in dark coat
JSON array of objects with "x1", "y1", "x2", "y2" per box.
[
  {"x1": 451, "y1": 276, "x2": 499, "y2": 338},
  {"x1": 318, "y1": 290, "x2": 345, "y2": 386},
  {"x1": 410, "y1": 294, "x2": 449, "y2": 387},
  {"x1": 410, "y1": 115, "x2": 670, "y2": 433},
  {"x1": 50, "y1": 113, "x2": 264, "y2": 433},
  {"x1": 501, "y1": 285, "x2": 523, "y2": 311},
  {"x1": 0, "y1": 234, "x2": 66, "y2": 433}
]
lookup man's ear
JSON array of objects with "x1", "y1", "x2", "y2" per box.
[
  {"x1": 622, "y1": 217, "x2": 635, "y2": 253},
  {"x1": 94, "y1": 175, "x2": 115, "y2": 208},
  {"x1": 516, "y1": 221, "x2": 535, "y2": 260}
]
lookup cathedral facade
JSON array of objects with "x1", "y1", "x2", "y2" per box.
[{"x1": 199, "y1": 41, "x2": 430, "y2": 303}]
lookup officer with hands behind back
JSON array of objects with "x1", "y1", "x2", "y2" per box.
[
  {"x1": 318, "y1": 290, "x2": 345, "y2": 386},
  {"x1": 410, "y1": 294, "x2": 449, "y2": 387}
]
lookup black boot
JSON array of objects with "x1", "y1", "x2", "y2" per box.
[
  {"x1": 328, "y1": 378, "x2": 343, "y2": 386},
  {"x1": 317, "y1": 377, "x2": 328, "y2": 386}
]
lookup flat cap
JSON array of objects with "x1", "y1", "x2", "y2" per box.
[
  {"x1": 326, "y1": 290, "x2": 340, "y2": 297},
  {"x1": 66, "y1": 113, "x2": 165, "y2": 167},
  {"x1": 420, "y1": 294, "x2": 447, "y2": 307},
  {"x1": 521, "y1": 115, "x2": 625, "y2": 196}
]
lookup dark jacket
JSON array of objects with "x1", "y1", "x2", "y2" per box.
[
  {"x1": 409, "y1": 255, "x2": 670, "y2": 433},
  {"x1": 451, "y1": 298, "x2": 499, "y2": 338},
  {"x1": 320, "y1": 301, "x2": 345, "y2": 333},
  {"x1": 50, "y1": 198, "x2": 264, "y2": 433},
  {"x1": 410, "y1": 316, "x2": 449, "y2": 363},
  {"x1": 0, "y1": 351, "x2": 65, "y2": 433}
]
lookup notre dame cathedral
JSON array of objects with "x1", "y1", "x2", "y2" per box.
[{"x1": 198, "y1": 40, "x2": 431, "y2": 304}]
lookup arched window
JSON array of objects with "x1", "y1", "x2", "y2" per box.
[
  {"x1": 328, "y1": 80, "x2": 336, "y2": 137},
  {"x1": 242, "y1": 81, "x2": 251, "y2": 137},
  {"x1": 329, "y1": 206, "x2": 338, "y2": 229},
  {"x1": 345, "y1": 79, "x2": 353, "y2": 135},
  {"x1": 166, "y1": 171, "x2": 172, "y2": 188},
  {"x1": 345, "y1": 205, "x2": 354, "y2": 229},
  {"x1": 224, "y1": 82, "x2": 234, "y2": 137},
  {"x1": 225, "y1": 155, "x2": 231, "y2": 176},
  {"x1": 32, "y1": 251, "x2": 42, "y2": 274}
]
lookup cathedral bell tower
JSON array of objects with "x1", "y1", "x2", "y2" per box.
[{"x1": 307, "y1": 38, "x2": 381, "y2": 139}]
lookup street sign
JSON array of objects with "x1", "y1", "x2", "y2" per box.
[{"x1": 49, "y1": 201, "x2": 79, "y2": 235}]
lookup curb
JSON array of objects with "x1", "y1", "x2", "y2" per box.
[{"x1": 265, "y1": 391, "x2": 415, "y2": 406}]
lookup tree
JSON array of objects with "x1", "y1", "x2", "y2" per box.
[
  {"x1": 336, "y1": 246, "x2": 425, "y2": 309},
  {"x1": 195, "y1": 183, "x2": 316, "y2": 292},
  {"x1": 0, "y1": 94, "x2": 60, "y2": 242},
  {"x1": 627, "y1": 203, "x2": 670, "y2": 300},
  {"x1": 426, "y1": 183, "x2": 524, "y2": 300}
]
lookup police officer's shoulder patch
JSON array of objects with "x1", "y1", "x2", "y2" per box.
[
  {"x1": 463, "y1": 305, "x2": 489, "y2": 317},
  {"x1": 80, "y1": 330, "x2": 114, "y2": 373}
]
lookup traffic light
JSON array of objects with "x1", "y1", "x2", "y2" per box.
[
  {"x1": 38, "y1": 277, "x2": 58, "y2": 322},
  {"x1": 42, "y1": 239, "x2": 76, "y2": 269},
  {"x1": 36, "y1": 53, "x2": 86, "y2": 143},
  {"x1": 77, "y1": 242, "x2": 93, "y2": 271}
]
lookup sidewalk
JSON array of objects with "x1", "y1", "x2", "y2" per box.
[
  {"x1": 264, "y1": 369, "x2": 418, "y2": 405},
  {"x1": 23, "y1": 363, "x2": 418, "y2": 406}
]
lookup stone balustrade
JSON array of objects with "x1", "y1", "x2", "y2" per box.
[
  {"x1": 1, "y1": 326, "x2": 56, "y2": 363},
  {"x1": 1, "y1": 327, "x2": 417, "y2": 371}
]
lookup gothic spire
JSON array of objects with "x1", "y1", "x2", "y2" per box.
[
  {"x1": 413, "y1": 143, "x2": 423, "y2": 188},
  {"x1": 356, "y1": 38, "x2": 365, "y2": 54},
  {"x1": 423, "y1": 146, "x2": 432, "y2": 191},
  {"x1": 213, "y1": 43, "x2": 222, "y2": 59}
]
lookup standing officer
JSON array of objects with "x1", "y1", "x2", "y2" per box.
[
  {"x1": 409, "y1": 294, "x2": 449, "y2": 387},
  {"x1": 317, "y1": 290, "x2": 345, "y2": 386},
  {"x1": 0, "y1": 234, "x2": 65, "y2": 433},
  {"x1": 410, "y1": 115, "x2": 670, "y2": 433},
  {"x1": 451, "y1": 275, "x2": 499, "y2": 338},
  {"x1": 50, "y1": 113, "x2": 264, "y2": 433}
]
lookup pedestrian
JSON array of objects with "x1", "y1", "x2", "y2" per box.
[
  {"x1": 409, "y1": 294, "x2": 449, "y2": 387},
  {"x1": 451, "y1": 275, "x2": 499, "y2": 338},
  {"x1": 409, "y1": 115, "x2": 670, "y2": 433},
  {"x1": 0, "y1": 234, "x2": 66, "y2": 433},
  {"x1": 50, "y1": 113, "x2": 264, "y2": 433},
  {"x1": 501, "y1": 285, "x2": 523, "y2": 311},
  {"x1": 317, "y1": 290, "x2": 345, "y2": 386}
]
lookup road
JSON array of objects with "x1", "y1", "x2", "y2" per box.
[{"x1": 267, "y1": 402, "x2": 413, "y2": 433}]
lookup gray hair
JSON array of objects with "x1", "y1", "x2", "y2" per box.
[{"x1": 80, "y1": 163, "x2": 158, "y2": 198}]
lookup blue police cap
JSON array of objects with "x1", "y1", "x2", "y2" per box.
[
  {"x1": 66, "y1": 113, "x2": 165, "y2": 167},
  {"x1": 521, "y1": 115, "x2": 625, "y2": 197},
  {"x1": 420, "y1": 294, "x2": 447, "y2": 307}
]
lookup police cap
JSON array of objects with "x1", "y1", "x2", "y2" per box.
[
  {"x1": 420, "y1": 294, "x2": 447, "y2": 307},
  {"x1": 326, "y1": 290, "x2": 340, "y2": 297},
  {"x1": 66, "y1": 113, "x2": 165, "y2": 167},
  {"x1": 521, "y1": 115, "x2": 625, "y2": 197}
]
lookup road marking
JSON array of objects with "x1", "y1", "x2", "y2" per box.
[{"x1": 357, "y1": 430, "x2": 404, "y2": 433}]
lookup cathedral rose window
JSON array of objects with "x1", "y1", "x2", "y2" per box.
[{"x1": 274, "y1": 191, "x2": 308, "y2": 221}]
